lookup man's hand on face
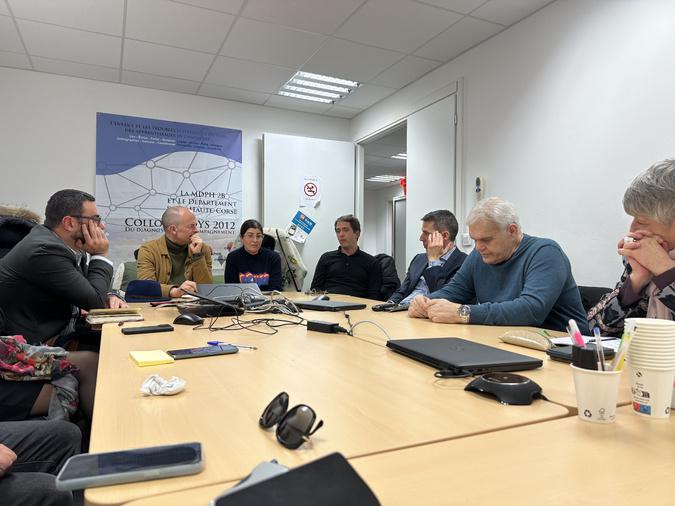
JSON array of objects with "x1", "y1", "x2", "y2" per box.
[
  {"x1": 426, "y1": 231, "x2": 446, "y2": 262},
  {"x1": 0, "y1": 444, "x2": 17, "y2": 477},
  {"x1": 169, "y1": 280, "x2": 198, "y2": 298},
  {"x1": 189, "y1": 234, "x2": 204, "y2": 255},
  {"x1": 81, "y1": 220, "x2": 109, "y2": 256}
]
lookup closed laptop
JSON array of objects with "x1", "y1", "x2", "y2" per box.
[
  {"x1": 386, "y1": 337, "x2": 542, "y2": 374},
  {"x1": 197, "y1": 283, "x2": 264, "y2": 304},
  {"x1": 294, "y1": 300, "x2": 367, "y2": 312}
]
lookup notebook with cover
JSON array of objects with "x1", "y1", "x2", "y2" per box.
[
  {"x1": 386, "y1": 337, "x2": 542, "y2": 374},
  {"x1": 294, "y1": 300, "x2": 367, "y2": 312}
]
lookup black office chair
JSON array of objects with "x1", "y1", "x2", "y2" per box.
[
  {"x1": 578, "y1": 285, "x2": 613, "y2": 313},
  {"x1": 375, "y1": 253, "x2": 401, "y2": 302}
]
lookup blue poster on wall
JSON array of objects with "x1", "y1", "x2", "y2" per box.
[{"x1": 95, "y1": 112, "x2": 243, "y2": 272}]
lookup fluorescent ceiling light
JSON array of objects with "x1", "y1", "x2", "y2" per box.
[
  {"x1": 278, "y1": 90, "x2": 333, "y2": 103},
  {"x1": 284, "y1": 85, "x2": 341, "y2": 99},
  {"x1": 278, "y1": 71, "x2": 360, "y2": 104},
  {"x1": 366, "y1": 175, "x2": 404, "y2": 183},
  {"x1": 391, "y1": 153, "x2": 407, "y2": 160}
]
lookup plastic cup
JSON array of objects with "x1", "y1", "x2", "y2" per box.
[
  {"x1": 628, "y1": 364, "x2": 675, "y2": 419},
  {"x1": 571, "y1": 365, "x2": 622, "y2": 423}
]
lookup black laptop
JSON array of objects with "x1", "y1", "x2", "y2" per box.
[
  {"x1": 197, "y1": 283, "x2": 266, "y2": 306},
  {"x1": 294, "y1": 300, "x2": 367, "y2": 312},
  {"x1": 386, "y1": 337, "x2": 542, "y2": 375}
]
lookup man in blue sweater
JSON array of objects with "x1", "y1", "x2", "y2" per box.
[{"x1": 408, "y1": 197, "x2": 589, "y2": 333}]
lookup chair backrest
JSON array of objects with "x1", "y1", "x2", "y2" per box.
[
  {"x1": 578, "y1": 285, "x2": 613, "y2": 313},
  {"x1": 0, "y1": 212, "x2": 38, "y2": 259},
  {"x1": 120, "y1": 261, "x2": 138, "y2": 291},
  {"x1": 374, "y1": 253, "x2": 401, "y2": 302}
]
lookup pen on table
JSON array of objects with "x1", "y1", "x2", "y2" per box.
[
  {"x1": 568, "y1": 319, "x2": 586, "y2": 347},
  {"x1": 207, "y1": 341, "x2": 257, "y2": 350},
  {"x1": 593, "y1": 327, "x2": 605, "y2": 371}
]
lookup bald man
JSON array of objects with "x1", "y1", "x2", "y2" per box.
[{"x1": 137, "y1": 206, "x2": 213, "y2": 297}]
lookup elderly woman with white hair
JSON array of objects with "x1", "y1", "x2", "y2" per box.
[{"x1": 589, "y1": 160, "x2": 675, "y2": 334}]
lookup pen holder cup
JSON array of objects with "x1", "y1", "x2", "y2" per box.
[{"x1": 571, "y1": 365, "x2": 622, "y2": 424}]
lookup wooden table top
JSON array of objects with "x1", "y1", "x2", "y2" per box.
[{"x1": 85, "y1": 294, "x2": 570, "y2": 505}]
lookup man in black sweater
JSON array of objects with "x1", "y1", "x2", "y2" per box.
[{"x1": 311, "y1": 215, "x2": 381, "y2": 300}]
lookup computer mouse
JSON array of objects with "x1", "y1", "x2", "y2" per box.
[
  {"x1": 173, "y1": 313, "x2": 204, "y2": 325},
  {"x1": 312, "y1": 294, "x2": 330, "y2": 301}
]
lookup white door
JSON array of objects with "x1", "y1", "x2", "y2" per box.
[
  {"x1": 263, "y1": 133, "x2": 355, "y2": 290},
  {"x1": 405, "y1": 95, "x2": 456, "y2": 266}
]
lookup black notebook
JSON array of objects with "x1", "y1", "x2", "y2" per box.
[{"x1": 387, "y1": 337, "x2": 542, "y2": 374}]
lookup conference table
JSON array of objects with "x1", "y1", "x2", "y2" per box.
[
  {"x1": 125, "y1": 405, "x2": 675, "y2": 506},
  {"x1": 85, "y1": 294, "x2": 635, "y2": 506}
]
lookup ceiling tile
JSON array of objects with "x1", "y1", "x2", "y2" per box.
[
  {"x1": 32, "y1": 56, "x2": 119, "y2": 81},
  {"x1": 221, "y1": 18, "x2": 325, "y2": 68},
  {"x1": 415, "y1": 0, "x2": 486, "y2": 14},
  {"x1": 415, "y1": 16, "x2": 502, "y2": 61},
  {"x1": 174, "y1": 0, "x2": 244, "y2": 14},
  {"x1": 122, "y1": 70, "x2": 201, "y2": 93},
  {"x1": 338, "y1": 84, "x2": 397, "y2": 109},
  {"x1": 0, "y1": 15, "x2": 24, "y2": 53},
  {"x1": 242, "y1": 0, "x2": 364, "y2": 35},
  {"x1": 265, "y1": 94, "x2": 333, "y2": 115},
  {"x1": 198, "y1": 83, "x2": 270, "y2": 104},
  {"x1": 371, "y1": 55, "x2": 441, "y2": 88},
  {"x1": 471, "y1": 0, "x2": 552, "y2": 26},
  {"x1": 0, "y1": 3, "x2": 9, "y2": 15},
  {"x1": 205, "y1": 56, "x2": 295, "y2": 93},
  {"x1": 126, "y1": 0, "x2": 234, "y2": 53},
  {"x1": 302, "y1": 38, "x2": 403, "y2": 83},
  {"x1": 0, "y1": 49, "x2": 31, "y2": 69},
  {"x1": 18, "y1": 19, "x2": 121, "y2": 67},
  {"x1": 324, "y1": 105, "x2": 362, "y2": 119},
  {"x1": 9, "y1": 0, "x2": 124, "y2": 35},
  {"x1": 335, "y1": 0, "x2": 462, "y2": 53},
  {"x1": 123, "y1": 39, "x2": 214, "y2": 81}
]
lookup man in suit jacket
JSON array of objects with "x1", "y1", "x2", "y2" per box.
[{"x1": 389, "y1": 210, "x2": 467, "y2": 305}]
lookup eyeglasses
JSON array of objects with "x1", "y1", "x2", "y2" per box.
[
  {"x1": 71, "y1": 214, "x2": 102, "y2": 224},
  {"x1": 259, "y1": 392, "x2": 323, "y2": 449}
]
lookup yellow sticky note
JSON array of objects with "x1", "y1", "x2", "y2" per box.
[{"x1": 129, "y1": 350, "x2": 174, "y2": 367}]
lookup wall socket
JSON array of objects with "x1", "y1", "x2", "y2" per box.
[{"x1": 461, "y1": 233, "x2": 472, "y2": 246}]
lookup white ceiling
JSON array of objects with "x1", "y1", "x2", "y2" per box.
[{"x1": 0, "y1": 0, "x2": 554, "y2": 119}]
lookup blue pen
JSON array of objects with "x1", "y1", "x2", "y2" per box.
[{"x1": 207, "y1": 340, "x2": 257, "y2": 350}]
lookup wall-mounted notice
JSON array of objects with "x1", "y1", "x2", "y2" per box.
[
  {"x1": 95, "y1": 113, "x2": 243, "y2": 272},
  {"x1": 300, "y1": 174, "x2": 321, "y2": 208},
  {"x1": 287, "y1": 210, "x2": 316, "y2": 244}
]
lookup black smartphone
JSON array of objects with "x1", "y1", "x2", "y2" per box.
[
  {"x1": 546, "y1": 345, "x2": 615, "y2": 363},
  {"x1": 121, "y1": 324, "x2": 174, "y2": 335},
  {"x1": 167, "y1": 344, "x2": 239, "y2": 360}
]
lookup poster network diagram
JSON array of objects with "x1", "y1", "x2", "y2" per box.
[{"x1": 95, "y1": 113, "x2": 243, "y2": 272}]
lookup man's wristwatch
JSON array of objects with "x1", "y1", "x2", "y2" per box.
[{"x1": 457, "y1": 304, "x2": 471, "y2": 324}]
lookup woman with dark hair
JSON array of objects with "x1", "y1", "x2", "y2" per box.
[
  {"x1": 224, "y1": 219, "x2": 283, "y2": 291},
  {"x1": 589, "y1": 159, "x2": 675, "y2": 335}
]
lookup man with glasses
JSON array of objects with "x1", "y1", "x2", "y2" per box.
[
  {"x1": 0, "y1": 189, "x2": 122, "y2": 421},
  {"x1": 137, "y1": 206, "x2": 213, "y2": 298},
  {"x1": 387, "y1": 210, "x2": 467, "y2": 307}
]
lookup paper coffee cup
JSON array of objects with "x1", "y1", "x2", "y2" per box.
[
  {"x1": 571, "y1": 365, "x2": 622, "y2": 423},
  {"x1": 628, "y1": 364, "x2": 675, "y2": 419}
]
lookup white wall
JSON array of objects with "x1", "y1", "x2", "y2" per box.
[
  {"x1": 351, "y1": 0, "x2": 675, "y2": 287},
  {"x1": 362, "y1": 184, "x2": 404, "y2": 256},
  {"x1": 0, "y1": 67, "x2": 350, "y2": 221}
]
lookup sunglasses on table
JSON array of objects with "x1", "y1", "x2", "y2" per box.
[{"x1": 259, "y1": 392, "x2": 324, "y2": 450}]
